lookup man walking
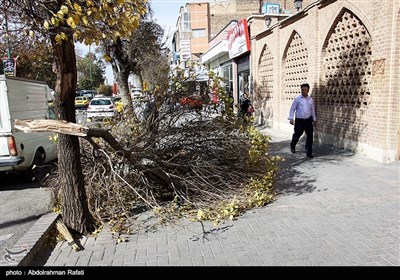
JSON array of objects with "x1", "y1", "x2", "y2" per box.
[{"x1": 288, "y1": 83, "x2": 316, "y2": 158}]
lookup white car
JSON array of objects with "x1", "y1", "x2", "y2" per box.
[
  {"x1": 0, "y1": 75, "x2": 57, "y2": 181},
  {"x1": 87, "y1": 97, "x2": 116, "y2": 120},
  {"x1": 131, "y1": 89, "x2": 143, "y2": 100}
]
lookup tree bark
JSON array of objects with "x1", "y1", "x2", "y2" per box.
[
  {"x1": 107, "y1": 38, "x2": 135, "y2": 116},
  {"x1": 115, "y1": 68, "x2": 134, "y2": 115},
  {"x1": 52, "y1": 35, "x2": 96, "y2": 234}
]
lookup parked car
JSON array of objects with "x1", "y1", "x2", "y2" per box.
[
  {"x1": 0, "y1": 75, "x2": 57, "y2": 182},
  {"x1": 75, "y1": 96, "x2": 91, "y2": 109},
  {"x1": 131, "y1": 90, "x2": 143, "y2": 100},
  {"x1": 77, "y1": 89, "x2": 97, "y2": 99},
  {"x1": 87, "y1": 97, "x2": 115, "y2": 120},
  {"x1": 179, "y1": 95, "x2": 204, "y2": 110}
]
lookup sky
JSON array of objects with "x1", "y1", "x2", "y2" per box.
[{"x1": 77, "y1": 0, "x2": 211, "y2": 85}]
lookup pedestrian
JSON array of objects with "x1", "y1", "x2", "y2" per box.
[
  {"x1": 288, "y1": 83, "x2": 316, "y2": 158},
  {"x1": 239, "y1": 93, "x2": 253, "y2": 119}
]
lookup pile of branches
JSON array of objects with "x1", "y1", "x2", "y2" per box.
[{"x1": 48, "y1": 79, "x2": 280, "y2": 232}]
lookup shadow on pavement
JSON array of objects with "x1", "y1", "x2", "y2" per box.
[
  {"x1": 267, "y1": 136, "x2": 355, "y2": 197},
  {"x1": 0, "y1": 214, "x2": 48, "y2": 230}
]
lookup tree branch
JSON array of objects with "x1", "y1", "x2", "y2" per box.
[{"x1": 14, "y1": 119, "x2": 137, "y2": 164}]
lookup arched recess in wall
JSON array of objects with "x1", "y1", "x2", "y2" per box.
[
  {"x1": 321, "y1": 8, "x2": 372, "y2": 109},
  {"x1": 319, "y1": 8, "x2": 372, "y2": 143},
  {"x1": 282, "y1": 31, "x2": 309, "y2": 104},
  {"x1": 257, "y1": 44, "x2": 274, "y2": 102},
  {"x1": 254, "y1": 44, "x2": 274, "y2": 125}
]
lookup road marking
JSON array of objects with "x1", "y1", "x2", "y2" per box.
[{"x1": 0, "y1": 234, "x2": 14, "y2": 246}]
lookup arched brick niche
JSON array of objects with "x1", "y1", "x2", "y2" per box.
[
  {"x1": 283, "y1": 32, "x2": 309, "y2": 103},
  {"x1": 319, "y1": 9, "x2": 372, "y2": 143},
  {"x1": 257, "y1": 44, "x2": 274, "y2": 101},
  {"x1": 322, "y1": 10, "x2": 372, "y2": 108},
  {"x1": 254, "y1": 44, "x2": 274, "y2": 125}
]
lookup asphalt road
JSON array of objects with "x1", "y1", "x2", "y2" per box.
[{"x1": 0, "y1": 173, "x2": 52, "y2": 261}]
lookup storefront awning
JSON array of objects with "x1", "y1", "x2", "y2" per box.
[{"x1": 201, "y1": 40, "x2": 229, "y2": 64}]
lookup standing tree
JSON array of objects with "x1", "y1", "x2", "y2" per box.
[
  {"x1": 77, "y1": 52, "x2": 105, "y2": 90},
  {"x1": 2, "y1": 0, "x2": 147, "y2": 234},
  {"x1": 101, "y1": 10, "x2": 167, "y2": 115},
  {"x1": 140, "y1": 48, "x2": 170, "y2": 94}
]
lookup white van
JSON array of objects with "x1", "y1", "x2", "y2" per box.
[{"x1": 0, "y1": 75, "x2": 57, "y2": 181}]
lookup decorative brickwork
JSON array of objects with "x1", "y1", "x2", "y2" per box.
[
  {"x1": 322, "y1": 11, "x2": 372, "y2": 108},
  {"x1": 258, "y1": 44, "x2": 274, "y2": 101},
  {"x1": 251, "y1": 0, "x2": 399, "y2": 162},
  {"x1": 283, "y1": 32, "x2": 309, "y2": 103}
]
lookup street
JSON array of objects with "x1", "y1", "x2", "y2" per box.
[{"x1": 0, "y1": 173, "x2": 51, "y2": 263}]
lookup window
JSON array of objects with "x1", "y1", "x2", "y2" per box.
[
  {"x1": 182, "y1": 11, "x2": 191, "y2": 32},
  {"x1": 192, "y1": 29, "x2": 206, "y2": 38}
]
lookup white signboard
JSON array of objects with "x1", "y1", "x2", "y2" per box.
[{"x1": 180, "y1": 40, "x2": 191, "y2": 61}]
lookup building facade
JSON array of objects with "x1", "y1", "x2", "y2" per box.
[
  {"x1": 250, "y1": 0, "x2": 399, "y2": 162},
  {"x1": 172, "y1": 2, "x2": 210, "y2": 70},
  {"x1": 209, "y1": 0, "x2": 261, "y2": 38}
]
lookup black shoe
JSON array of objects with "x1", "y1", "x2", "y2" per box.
[
  {"x1": 290, "y1": 148, "x2": 296, "y2": 154},
  {"x1": 307, "y1": 154, "x2": 314, "y2": 158}
]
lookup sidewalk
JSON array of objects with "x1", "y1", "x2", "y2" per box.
[{"x1": 36, "y1": 127, "x2": 400, "y2": 266}]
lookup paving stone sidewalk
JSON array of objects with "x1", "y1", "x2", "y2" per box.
[{"x1": 36, "y1": 127, "x2": 400, "y2": 266}]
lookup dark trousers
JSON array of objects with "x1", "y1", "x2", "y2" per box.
[{"x1": 290, "y1": 117, "x2": 314, "y2": 155}]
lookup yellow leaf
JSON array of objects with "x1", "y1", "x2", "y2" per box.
[
  {"x1": 197, "y1": 209, "x2": 204, "y2": 220},
  {"x1": 57, "y1": 10, "x2": 64, "y2": 19},
  {"x1": 60, "y1": 5, "x2": 68, "y2": 13},
  {"x1": 103, "y1": 54, "x2": 112, "y2": 62},
  {"x1": 60, "y1": 32, "x2": 67, "y2": 40},
  {"x1": 66, "y1": 17, "x2": 75, "y2": 28},
  {"x1": 29, "y1": 30, "x2": 34, "y2": 38},
  {"x1": 73, "y1": 2, "x2": 81, "y2": 12},
  {"x1": 73, "y1": 32, "x2": 79, "y2": 41},
  {"x1": 55, "y1": 34, "x2": 62, "y2": 43},
  {"x1": 43, "y1": 20, "x2": 50, "y2": 29},
  {"x1": 82, "y1": 16, "x2": 88, "y2": 25}
]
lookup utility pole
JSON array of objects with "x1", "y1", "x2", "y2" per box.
[{"x1": 89, "y1": 45, "x2": 93, "y2": 89}]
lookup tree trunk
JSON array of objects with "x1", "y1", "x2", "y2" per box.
[
  {"x1": 107, "y1": 38, "x2": 135, "y2": 116},
  {"x1": 52, "y1": 35, "x2": 96, "y2": 234},
  {"x1": 115, "y1": 69, "x2": 134, "y2": 115}
]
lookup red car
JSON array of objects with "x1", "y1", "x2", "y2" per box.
[{"x1": 179, "y1": 95, "x2": 203, "y2": 109}]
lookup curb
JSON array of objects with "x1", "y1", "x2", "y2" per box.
[{"x1": 0, "y1": 212, "x2": 59, "y2": 267}]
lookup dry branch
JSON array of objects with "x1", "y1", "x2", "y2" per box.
[
  {"x1": 14, "y1": 119, "x2": 88, "y2": 136},
  {"x1": 36, "y1": 82, "x2": 277, "y2": 233}
]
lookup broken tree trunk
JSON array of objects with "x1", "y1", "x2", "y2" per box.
[{"x1": 14, "y1": 119, "x2": 136, "y2": 164}]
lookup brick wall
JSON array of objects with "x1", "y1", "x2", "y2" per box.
[
  {"x1": 251, "y1": 0, "x2": 400, "y2": 162},
  {"x1": 210, "y1": 0, "x2": 260, "y2": 38}
]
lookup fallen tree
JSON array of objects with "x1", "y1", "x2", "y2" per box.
[{"x1": 16, "y1": 78, "x2": 280, "y2": 234}]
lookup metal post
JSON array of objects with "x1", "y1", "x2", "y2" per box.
[{"x1": 89, "y1": 45, "x2": 93, "y2": 89}]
